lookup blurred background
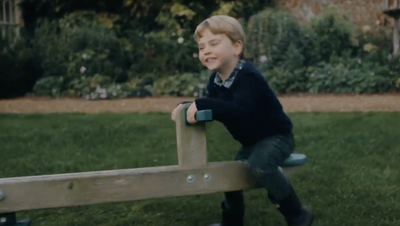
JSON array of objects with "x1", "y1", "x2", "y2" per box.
[{"x1": 1, "y1": 0, "x2": 400, "y2": 100}]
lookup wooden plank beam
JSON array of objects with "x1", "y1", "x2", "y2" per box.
[
  {"x1": 0, "y1": 162, "x2": 257, "y2": 213},
  {"x1": 0, "y1": 161, "x2": 304, "y2": 214}
]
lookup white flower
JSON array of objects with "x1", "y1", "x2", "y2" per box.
[
  {"x1": 197, "y1": 83, "x2": 206, "y2": 89},
  {"x1": 95, "y1": 85, "x2": 106, "y2": 94},
  {"x1": 177, "y1": 37, "x2": 184, "y2": 44},
  {"x1": 82, "y1": 54, "x2": 90, "y2": 60},
  {"x1": 259, "y1": 55, "x2": 267, "y2": 63},
  {"x1": 193, "y1": 53, "x2": 198, "y2": 58},
  {"x1": 80, "y1": 66, "x2": 87, "y2": 74}
]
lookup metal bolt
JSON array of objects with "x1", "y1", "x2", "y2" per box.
[
  {"x1": 187, "y1": 174, "x2": 194, "y2": 182},
  {"x1": 0, "y1": 189, "x2": 4, "y2": 201},
  {"x1": 203, "y1": 173, "x2": 211, "y2": 180}
]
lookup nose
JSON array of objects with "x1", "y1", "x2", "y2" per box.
[{"x1": 204, "y1": 47, "x2": 211, "y2": 55}]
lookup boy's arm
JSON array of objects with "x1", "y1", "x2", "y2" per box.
[{"x1": 194, "y1": 74, "x2": 260, "y2": 120}]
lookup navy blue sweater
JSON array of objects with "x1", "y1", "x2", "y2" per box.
[{"x1": 194, "y1": 61, "x2": 293, "y2": 147}]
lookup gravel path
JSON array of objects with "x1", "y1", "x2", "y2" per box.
[{"x1": 0, "y1": 94, "x2": 399, "y2": 113}]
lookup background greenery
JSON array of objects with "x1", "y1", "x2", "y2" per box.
[
  {"x1": 1, "y1": 112, "x2": 399, "y2": 226},
  {"x1": 1, "y1": 0, "x2": 400, "y2": 99}
]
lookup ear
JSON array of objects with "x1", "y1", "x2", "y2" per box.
[{"x1": 233, "y1": 40, "x2": 243, "y2": 56}]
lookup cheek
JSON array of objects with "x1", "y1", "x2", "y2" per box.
[
  {"x1": 215, "y1": 48, "x2": 227, "y2": 61},
  {"x1": 199, "y1": 53, "x2": 205, "y2": 62}
]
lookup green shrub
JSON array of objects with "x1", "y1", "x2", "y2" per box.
[
  {"x1": 32, "y1": 77, "x2": 64, "y2": 97},
  {"x1": 0, "y1": 38, "x2": 43, "y2": 99},
  {"x1": 263, "y1": 67, "x2": 309, "y2": 94},
  {"x1": 32, "y1": 74, "x2": 153, "y2": 99},
  {"x1": 32, "y1": 70, "x2": 212, "y2": 99},
  {"x1": 134, "y1": 29, "x2": 202, "y2": 77},
  {"x1": 152, "y1": 71, "x2": 209, "y2": 97},
  {"x1": 32, "y1": 11, "x2": 129, "y2": 82},
  {"x1": 306, "y1": 57, "x2": 396, "y2": 94},
  {"x1": 4, "y1": 5, "x2": 399, "y2": 99},
  {"x1": 245, "y1": 8, "x2": 315, "y2": 71},
  {"x1": 306, "y1": 6, "x2": 358, "y2": 62}
]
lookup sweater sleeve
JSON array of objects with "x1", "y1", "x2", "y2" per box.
[{"x1": 194, "y1": 73, "x2": 261, "y2": 120}]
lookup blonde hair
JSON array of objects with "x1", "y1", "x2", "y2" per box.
[{"x1": 194, "y1": 15, "x2": 246, "y2": 59}]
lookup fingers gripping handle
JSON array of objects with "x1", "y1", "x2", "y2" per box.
[{"x1": 184, "y1": 108, "x2": 213, "y2": 125}]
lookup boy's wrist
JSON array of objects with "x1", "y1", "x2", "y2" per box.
[{"x1": 194, "y1": 98, "x2": 210, "y2": 111}]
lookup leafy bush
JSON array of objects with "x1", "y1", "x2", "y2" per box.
[
  {"x1": 253, "y1": 6, "x2": 398, "y2": 95},
  {"x1": 307, "y1": 62, "x2": 395, "y2": 94},
  {"x1": 32, "y1": 74, "x2": 154, "y2": 100},
  {"x1": 132, "y1": 27, "x2": 202, "y2": 77},
  {"x1": 0, "y1": 38, "x2": 43, "y2": 99},
  {"x1": 152, "y1": 71, "x2": 209, "y2": 97},
  {"x1": 2, "y1": 4, "x2": 399, "y2": 99},
  {"x1": 306, "y1": 6, "x2": 358, "y2": 62},
  {"x1": 32, "y1": 11, "x2": 129, "y2": 82},
  {"x1": 32, "y1": 71, "x2": 212, "y2": 99},
  {"x1": 263, "y1": 67, "x2": 309, "y2": 94},
  {"x1": 245, "y1": 8, "x2": 315, "y2": 71}
]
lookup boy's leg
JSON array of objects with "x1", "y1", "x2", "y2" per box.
[
  {"x1": 247, "y1": 133, "x2": 314, "y2": 226},
  {"x1": 209, "y1": 147, "x2": 250, "y2": 226}
]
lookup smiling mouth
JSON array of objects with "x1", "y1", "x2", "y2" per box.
[{"x1": 206, "y1": 57, "x2": 216, "y2": 64}]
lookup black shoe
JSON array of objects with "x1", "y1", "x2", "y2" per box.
[
  {"x1": 275, "y1": 184, "x2": 314, "y2": 226},
  {"x1": 284, "y1": 206, "x2": 314, "y2": 226}
]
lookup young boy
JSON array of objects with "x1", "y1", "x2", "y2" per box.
[{"x1": 171, "y1": 15, "x2": 314, "y2": 226}]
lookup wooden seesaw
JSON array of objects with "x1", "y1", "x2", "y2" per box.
[{"x1": 0, "y1": 103, "x2": 307, "y2": 226}]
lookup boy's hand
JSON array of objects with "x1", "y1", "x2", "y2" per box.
[
  {"x1": 171, "y1": 104, "x2": 182, "y2": 122},
  {"x1": 186, "y1": 102, "x2": 198, "y2": 124}
]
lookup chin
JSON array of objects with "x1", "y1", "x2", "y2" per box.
[{"x1": 206, "y1": 65, "x2": 220, "y2": 72}]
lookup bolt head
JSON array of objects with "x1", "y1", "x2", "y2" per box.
[{"x1": 187, "y1": 174, "x2": 194, "y2": 182}]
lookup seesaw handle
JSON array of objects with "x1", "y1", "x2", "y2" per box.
[{"x1": 184, "y1": 108, "x2": 213, "y2": 125}]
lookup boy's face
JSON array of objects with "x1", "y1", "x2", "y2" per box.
[{"x1": 197, "y1": 28, "x2": 242, "y2": 72}]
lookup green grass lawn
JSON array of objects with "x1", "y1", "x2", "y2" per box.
[{"x1": 0, "y1": 112, "x2": 399, "y2": 226}]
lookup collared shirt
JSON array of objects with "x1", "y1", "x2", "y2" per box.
[{"x1": 214, "y1": 60, "x2": 245, "y2": 88}]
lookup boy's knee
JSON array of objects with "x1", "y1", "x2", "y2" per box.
[{"x1": 248, "y1": 161, "x2": 278, "y2": 181}]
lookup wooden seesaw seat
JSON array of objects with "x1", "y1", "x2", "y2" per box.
[
  {"x1": 0, "y1": 103, "x2": 307, "y2": 226},
  {"x1": 283, "y1": 153, "x2": 307, "y2": 167}
]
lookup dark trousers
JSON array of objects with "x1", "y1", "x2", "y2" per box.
[{"x1": 221, "y1": 132, "x2": 296, "y2": 215}]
